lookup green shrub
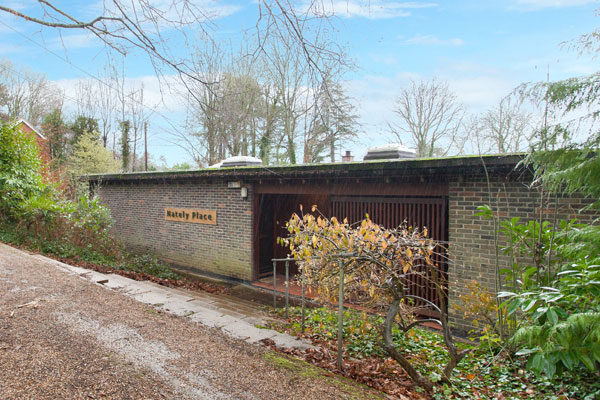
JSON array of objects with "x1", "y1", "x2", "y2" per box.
[
  {"x1": 275, "y1": 306, "x2": 600, "y2": 399},
  {"x1": 502, "y1": 259, "x2": 600, "y2": 377},
  {"x1": 0, "y1": 121, "x2": 181, "y2": 282},
  {"x1": 0, "y1": 122, "x2": 45, "y2": 217},
  {"x1": 0, "y1": 121, "x2": 118, "y2": 259},
  {"x1": 478, "y1": 205, "x2": 600, "y2": 378}
]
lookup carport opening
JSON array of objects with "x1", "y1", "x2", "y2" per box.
[
  {"x1": 256, "y1": 193, "x2": 329, "y2": 279},
  {"x1": 254, "y1": 193, "x2": 449, "y2": 317}
]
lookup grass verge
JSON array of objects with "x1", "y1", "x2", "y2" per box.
[
  {"x1": 0, "y1": 220, "x2": 230, "y2": 295},
  {"x1": 263, "y1": 351, "x2": 386, "y2": 400}
]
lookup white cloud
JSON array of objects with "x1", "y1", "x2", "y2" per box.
[
  {"x1": 511, "y1": 50, "x2": 597, "y2": 80},
  {"x1": 343, "y1": 72, "x2": 420, "y2": 153},
  {"x1": 563, "y1": 61, "x2": 597, "y2": 76},
  {"x1": 302, "y1": 1, "x2": 437, "y2": 20},
  {"x1": 447, "y1": 75, "x2": 515, "y2": 112},
  {"x1": 342, "y1": 63, "x2": 524, "y2": 155},
  {"x1": 511, "y1": 0, "x2": 595, "y2": 10},
  {"x1": 368, "y1": 53, "x2": 401, "y2": 66},
  {"x1": 0, "y1": 43, "x2": 26, "y2": 55},
  {"x1": 54, "y1": 74, "x2": 186, "y2": 116},
  {"x1": 1, "y1": 1, "x2": 28, "y2": 12},
  {"x1": 434, "y1": 61, "x2": 519, "y2": 113},
  {"x1": 48, "y1": 32, "x2": 101, "y2": 51},
  {"x1": 404, "y1": 34, "x2": 464, "y2": 46}
]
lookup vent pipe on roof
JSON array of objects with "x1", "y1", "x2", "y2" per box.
[
  {"x1": 363, "y1": 144, "x2": 416, "y2": 161},
  {"x1": 220, "y1": 156, "x2": 263, "y2": 167}
]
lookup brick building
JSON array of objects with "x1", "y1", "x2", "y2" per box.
[
  {"x1": 15, "y1": 119, "x2": 57, "y2": 183},
  {"x1": 87, "y1": 154, "x2": 597, "y2": 331},
  {"x1": 16, "y1": 119, "x2": 50, "y2": 164}
]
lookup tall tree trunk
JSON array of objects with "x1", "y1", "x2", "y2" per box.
[
  {"x1": 132, "y1": 129, "x2": 137, "y2": 172},
  {"x1": 330, "y1": 138, "x2": 335, "y2": 163},
  {"x1": 288, "y1": 134, "x2": 296, "y2": 164},
  {"x1": 259, "y1": 133, "x2": 271, "y2": 164}
]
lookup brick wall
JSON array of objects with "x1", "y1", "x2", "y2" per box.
[
  {"x1": 95, "y1": 166, "x2": 597, "y2": 332},
  {"x1": 97, "y1": 180, "x2": 254, "y2": 281},
  {"x1": 447, "y1": 172, "x2": 598, "y2": 333}
]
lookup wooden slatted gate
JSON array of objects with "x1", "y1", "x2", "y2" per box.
[{"x1": 330, "y1": 196, "x2": 448, "y2": 317}]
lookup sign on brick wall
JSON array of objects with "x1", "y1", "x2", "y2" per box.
[{"x1": 165, "y1": 208, "x2": 217, "y2": 225}]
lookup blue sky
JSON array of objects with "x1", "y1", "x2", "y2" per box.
[{"x1": 0, "y1": 0, "x2": 597, "y2": 165}]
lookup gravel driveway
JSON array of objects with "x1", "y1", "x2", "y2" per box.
[{"x1": 0, "y1": 243, "x2": 381, "y2": 400}]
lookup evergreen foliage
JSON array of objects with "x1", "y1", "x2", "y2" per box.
[
  {"x1": 0, "y1": 120, "x2": 179, "y2": 283},
  {"x1": 476, "y1": 23, "x2": 600, "y2": 380},
  {"x1": 477, "y1": 204, "x2": 600, "y2": 378},
  {"x1": 41, "y1": 109, "x2": 70, "y2": 161},
  {"x1": 120, "y1": 120, "x2": 130, "y2": 171},
  {"x1": 0, "y1": 122, "x2": 44, "y2": 216},
  {"x1": 0, "y1": 120, "x2": 115, "y2": 256},
  {"x1": 67, "y1": 130, "x2": 120, "y2": 176},
  {"x1": 518, "y1": 39, "x2": 600, "y2": 208},
  {"x1": 70, "y1": 116, "x2": 100, "y2": 146}
]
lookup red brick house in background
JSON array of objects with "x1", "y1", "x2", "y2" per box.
[
  {"x1": 16, "y1": 119, "x2": 50, "y2": 162},
  {"x1": 15, "y1": 119, "x2": 55, "y2": 183}
]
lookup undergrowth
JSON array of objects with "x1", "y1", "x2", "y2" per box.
[
  {"x1": 0, "y1": 122, "x2": 180, "y2": 281},
  {"x1": 0, "y1": 219, "x2": 181, "y2": 281},
  {"x1": 273, "y1": 306, "x2": 600, "y2": 399}
]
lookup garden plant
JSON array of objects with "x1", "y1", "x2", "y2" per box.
[{"x1": 280, "y1": 206, "x2": 469, "y2": 391}]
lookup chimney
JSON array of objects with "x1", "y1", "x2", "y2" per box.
[{"x1": 341, "y1": 150, "x2": 354, "y2": 162}]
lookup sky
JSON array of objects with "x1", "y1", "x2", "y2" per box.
[{"x1": 0, "y1": 0, "x2": 598, "y2": 166}]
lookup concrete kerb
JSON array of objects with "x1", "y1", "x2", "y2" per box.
[{"x1": 32, "y1": 254, "x2": 314, "y2": 350}]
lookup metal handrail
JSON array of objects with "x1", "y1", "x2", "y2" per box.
[
  {"x1": 271, "y1": 255, "x2": 350, "y2": 370},
  {"x1": 271, "y1": 258, "x2": 304, "y2": 331}
]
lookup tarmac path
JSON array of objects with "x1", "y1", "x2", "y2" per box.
[{"x1": 0, "y1": 243, "x2": 381, "y2": 400}]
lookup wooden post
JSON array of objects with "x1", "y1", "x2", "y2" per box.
[
  {"x1": 337, "y1": 259, "x2": 344, "y2": 371},
  {"x1": 273, "y1": 260, "x2": 277, "y2": 308},
  {"x1": 301, "y1": 266, "x2": 305, "y2": 333},
  {"x1": 285, "y1": 260, "x2": 289, "y2": 319},
  {"x1": 144, "y1": 121, "x2": 148, "y2": 171}
]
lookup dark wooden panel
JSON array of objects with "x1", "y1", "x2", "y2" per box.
[
  {"x1": 256, "y1": 182, "x2": 448, "y2": 197},
  {"x1": 330, "y1": 195, "x2": 448, "y2": 317}
]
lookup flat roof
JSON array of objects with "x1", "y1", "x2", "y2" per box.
[{"x1": 85, "y1": 153, "x2": 526, "y2": 184}]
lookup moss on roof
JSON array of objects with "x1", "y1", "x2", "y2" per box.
[{"x1": 84, "y1": 153, "x2": 525, "y2": 183}]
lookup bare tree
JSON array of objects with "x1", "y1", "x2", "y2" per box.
[
  {"x1": 0, "y1": 1, "x2": 221, "y2": 85},
  {"x1": 269, "y1": 38, "x2": 311, "y2": 164},
  {"x1": 0, "y1": 1, "x2": 347, "y2": 88},
  {"x1": 128, "y1": 84, "x2": 150, "y2": 172},
  {"x1": 305, "y1": 77, "x2": 359, "y2": 163},
  {"x1": 0, "y1": 59, "x2": 63, "y2": 125},
  {"x1": 480, "y1": 97, "x2": 533, "y2": 154},
  {"x1": 459, "y1": 114, "x2": 485, "y2": 155},
  {"x1": 180, "y1": 41, "x2": 226, "y2": 166},
  {"x1": 169, "y1": 24, "x2": 352, "y2": 167},
  {"x1": 74, "y1": 79, "x2": 97, "y2": 122},
  {"x1": 218, "y1": 73, "x2": 263, "y2": 157},
  {"x1": 389, "y1": 79, "x2": 464, "y2": 158},
  {"x1": 96, "y1": 66, "x2": 116, "y2": 149},
  {"x1": 258, "y1": 81, "x2": 282, "y2": 164},
  {"x1": 180, "y1": 41, "x2": 287, "y2": 167},
  {"x1": 109, "y1": 59, "x2": 129, "y2": 159},
  {"x1": 104, "y1": 59, "x2": 150, "y2": 170},
  {"x1": 208, "y1": 46, "x2": 265, "y2": 159}
]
